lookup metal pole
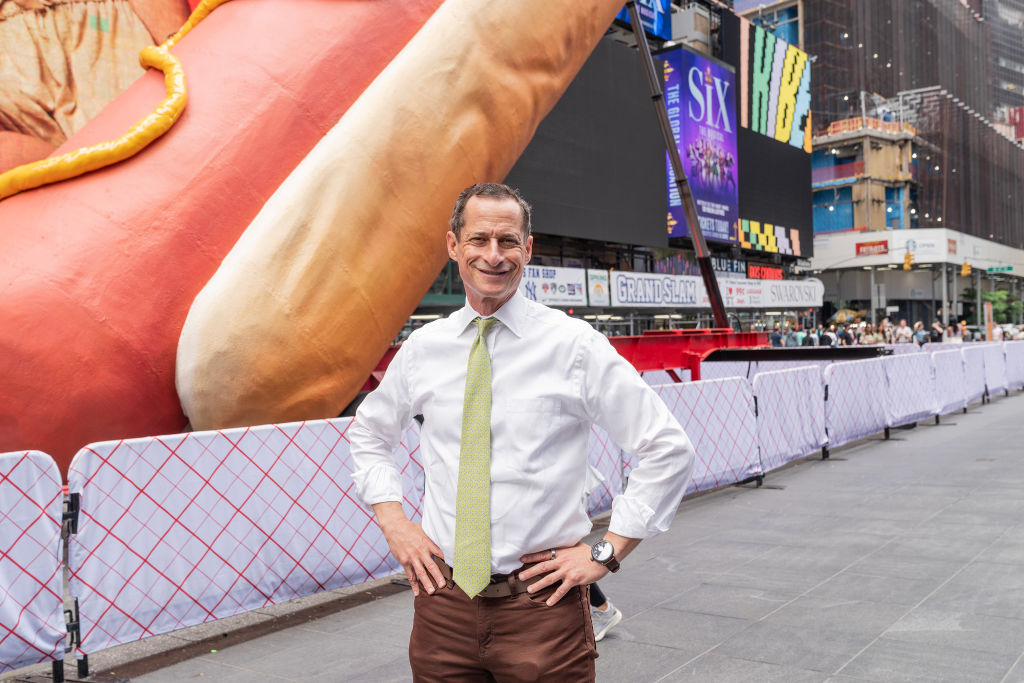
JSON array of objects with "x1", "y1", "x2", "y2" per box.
[
  {"x1": 870, "y1": 266, "x2": 876, "y2": 325},
  {"x1": 931, "y1": 268, "x2": 937, "y2": 325},
  {"x1": 626, "y1": 1, "x2": 729, "y2": 330},
  {"x1": 941, "y1": 263, "x2": 948, "y2": 328},
  {"x1": 976, "y1": 271, "x2": 982, "y2": 329},
  {"x1": 952, "y1": 266, "x2": 958, "y2": 328}
]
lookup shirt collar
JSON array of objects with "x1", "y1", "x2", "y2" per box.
[{"x1": 453, "y1": 291, "x2": 527, "y2": 338}]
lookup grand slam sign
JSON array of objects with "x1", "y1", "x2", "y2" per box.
[{"x1": 665, "y1": 47, "x2": 739, "y2": 243}]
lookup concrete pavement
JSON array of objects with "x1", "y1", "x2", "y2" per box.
[{"x1": 13, "y1": 389, "x2": 1024, "y2": 682}]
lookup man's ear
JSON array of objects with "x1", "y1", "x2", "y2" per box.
[
  {"x1": 446, "y1": 231, "x2": 458, "y2": 260},
  {"x1": 524, "y1": 234, "x2": 533, "y2": 264}
]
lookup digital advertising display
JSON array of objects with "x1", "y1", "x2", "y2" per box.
[
  {"x1": 664, "y1": 47, "x2": 739, "y2": 244},
  {"x1": 738, "y1": 20, "x2": 812, "y2": 151},
  {"x1": 615, "y1": 0, "x2": 672, "y2": 42}
]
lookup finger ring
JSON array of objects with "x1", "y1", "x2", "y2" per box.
[{"x1": 550, "y1": 549, "x2": 556, "y2": 560}]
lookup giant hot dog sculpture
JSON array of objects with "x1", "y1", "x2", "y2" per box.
[{"x1": 0, "y1": 0, "x2": 625, "y2": 470}]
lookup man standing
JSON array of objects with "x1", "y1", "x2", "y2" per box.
[
  {"x1": 348, "y1": 183, "x2": 695, "y2": 682},
  {"x1": 894, "y1": 318, "x2": 913, "y2": 343}
]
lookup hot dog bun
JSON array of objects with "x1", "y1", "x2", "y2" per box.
[{"x1": 176, "y1": 0, "x2": 626, "y2": 429}]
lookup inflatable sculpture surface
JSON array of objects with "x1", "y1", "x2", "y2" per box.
[{"x1": 0, "y1": 0, "x2": 626, "y2": 473}]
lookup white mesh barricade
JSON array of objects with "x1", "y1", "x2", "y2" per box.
[
  {"x1": 652, "y1": 378, "x2": 759, "y2": 493},
  {"x1": 822, "y1": 359, "x2": 887, "y2": 449},
  {"x1": 883, "y1": 353, "x2": 938, "y2": 427},
  {"x1": 753, "y1": 367, "x2": 827, "y2": 472},
  {"x1": 67, "y1": 418, "x2": 421, "y2": 653},
  {"x1": 961, "y1": 345, "x2": 987, "y2": 403},
  {"x1": 698, "y1": 361, "x2": 754, "y2": 381},
  {"x1": 0, "y1": 451, "x2": 64, "y2": 673},
  {"x1": 1006, "y1": 341, "x2": 1024, "y2": 389},
  {"x1": 931, "y1": 349, "x2": 967, "y2": 415},
  {"x1": 586, "y1": 425, "x2": 622, "y2": 517},
  {"x1": 983, "y1": 343, "x2": 1008, "y2": 395},
  {"x1": 926, "y1": 342, "x2": 962, "y2": 352},
  {"x1": 752, "y1": 359, "x2": 834, "y2": 376}
]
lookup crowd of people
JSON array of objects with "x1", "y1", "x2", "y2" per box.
[{"x1": 767, "y1": 317, "x2": 1024, "y2": 348}]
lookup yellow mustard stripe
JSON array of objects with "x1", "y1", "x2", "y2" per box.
[{"x1": 0, "y1": 0, "x2": 232, "y2": 202}]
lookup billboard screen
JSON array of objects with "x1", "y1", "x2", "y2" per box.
[
  {"x1": 504, "y1": 38, "x2": 667, "y2": 248},
  {"x1": 736, "y1": 126, "x2": 812, "y2": 256},
  {"x1": 615, "y1": 0, "x2": 672, "y2": 42},
  {"x1": 736, "y1": 18, "x2": 812, "y2": 151},
  {"x1": 664, "y1": 47, "x2": 739, "y2": 244}
]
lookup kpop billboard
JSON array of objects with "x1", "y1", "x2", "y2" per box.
[{"x1": 664, "y1": 47, "x2": 739, "y2": 244}]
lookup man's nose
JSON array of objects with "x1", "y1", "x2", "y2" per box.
[{"x1": 483, "y1": 239, "x2": 503, "y2": 262}]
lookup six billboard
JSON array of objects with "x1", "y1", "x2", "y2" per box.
[{"x1": 664, "y1": 47, "x2": 740, "y2": 244}]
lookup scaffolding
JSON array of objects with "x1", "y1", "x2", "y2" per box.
[
  {"x1": 804, "y1": 0, "x2": 990, "y2": 132},
  {"x1": 804, "y1": 1, "x2": 1024, "y2": 246}
]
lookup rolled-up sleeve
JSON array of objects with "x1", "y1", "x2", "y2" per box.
[
  {"x1": 581, "y1": 333, "x2": 695, "y2": 539},
  {"x1": 349, "y1": 340, "x2": 415, "y2": 508}
]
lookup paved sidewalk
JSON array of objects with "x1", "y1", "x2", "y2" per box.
[{"x1": 14, "y1": 390, "x2": 1024, "y2": 682}]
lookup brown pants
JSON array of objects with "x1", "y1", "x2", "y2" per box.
[{"x1": 409, "y1": 575, "x2": 598, "y2": 682}]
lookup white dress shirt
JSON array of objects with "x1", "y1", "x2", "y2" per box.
[{"x1": 349, "y1": 293, "x2": 694, "y2": 574}]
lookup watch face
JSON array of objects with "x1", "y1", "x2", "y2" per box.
[{"x1": 592, "y1": 540, "x2": 613, "y2": 563}]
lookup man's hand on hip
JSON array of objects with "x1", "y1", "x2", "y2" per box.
[
  {"x1": 516, "y1": 542, "x2": 608, "y2": 606},
  {"x1": 373, "y1": 501, "x2": 445, "y2": 597},
  {"x1": 518, "y1": 532, "x2": 640, "y2": 606}
]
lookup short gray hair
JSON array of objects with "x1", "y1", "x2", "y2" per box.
[{"x1": 449, "y1": 183, "x2": 532, "y2": 238}]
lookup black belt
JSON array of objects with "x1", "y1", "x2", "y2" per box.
[{"x1": 431, "y1": 556, "x2": 547, "y2": 598}]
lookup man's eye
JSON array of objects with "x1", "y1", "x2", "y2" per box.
[
  {"x1": 500, "y1": 239, "x2": 521, "y2": 248},
  {"x1": 467, "y1": 237, "x2": 487, "y2": 245}
]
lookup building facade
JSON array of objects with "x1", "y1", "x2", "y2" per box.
[{"x1": 740, "y1": 0, "x2": 1024, "y2": 328}]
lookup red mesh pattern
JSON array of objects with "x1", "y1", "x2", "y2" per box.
[
  {"x1": 962, "y1": 346, "x2": 987, "y2": 403},
  {"x1": 983, "y1": 343, "x2": 1008, "y2": 395},
  {"x1": 0, "y1": 451, "x2": 64, "y2": 672},
  {"x1": 752, "y1": 367, "x2": 827, "y2": 472},
  {"x1": 883, "y1": 353, "x2": 938, "y2": 427},
  {"x1": 931, "y1": 350, "x2": 968, "y2": 415},
  {"x1": 822, "y1": 359, "x2": 887, "y2": 449},
  {"x1": 586, "y1": 426, "x2": 622, "y2": 517},
  {"x1": 1005, "y1": 341, "x2": 1024, "y2": 389},
  {"x1": 652, "y1": 379, "x2": 759, "y2": 493},
  {"x1": 66, "y1": 418, "x2": 421, "y2": 654}
]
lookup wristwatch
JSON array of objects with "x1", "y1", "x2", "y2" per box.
[{"x1": 590, "y1": 540, "x2": 620, "y2": 573}]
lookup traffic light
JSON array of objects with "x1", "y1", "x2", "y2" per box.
[
  {"x1": 961, "y1": 262, "x2": 971, "y2": 277},
  {"x1": 903, "y1": 251, "x2": 914, "y2": 270}
]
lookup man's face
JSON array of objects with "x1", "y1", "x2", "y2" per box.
[{"x1": 446, "y1": 196, "x2": 532, "y2": 314}]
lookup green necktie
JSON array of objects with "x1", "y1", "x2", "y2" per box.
[{"x1": 453, "y1": 316, "x2": 497, "y2": 597}]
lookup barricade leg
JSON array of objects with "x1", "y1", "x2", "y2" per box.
[
  {"x1": 52, "y1": 660, "x2": 63, "y2": 683},
  {"x1": 884, "y1": 426, "x2": 890, "y2": 440}
]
